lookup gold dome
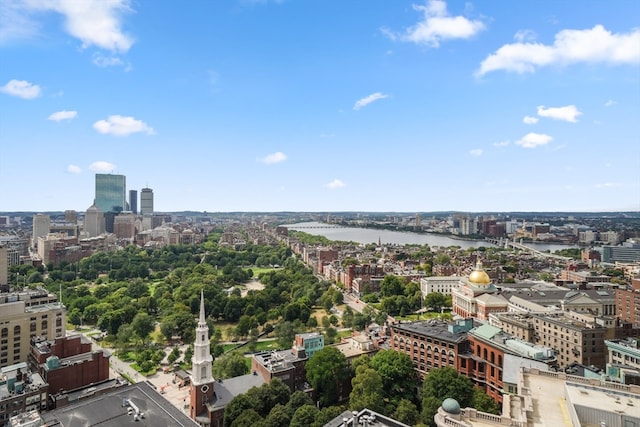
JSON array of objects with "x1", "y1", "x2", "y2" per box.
[{"x1": 469, "y1": 261, "x2": 491, "y2": 285}]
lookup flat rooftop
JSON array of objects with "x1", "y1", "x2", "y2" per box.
[{"x1": 42, "y1": 380, "x2": 198, "y2": 426}]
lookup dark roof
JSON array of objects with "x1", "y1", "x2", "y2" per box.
[
  {"x1": 42, "y1": 381, "x2": 198, "y2": 427},
  {"x1": 206, "y1": 372, "x2": 265, "y2": 411},
  {"x1": 390, "y1": 320, "x2": 467, "y2": 344}
]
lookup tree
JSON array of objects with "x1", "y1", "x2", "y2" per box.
[
  {"x1": 421, "y1": 367, "x2": 474, "y2": 426},
  {"x1": 424, "y1": 292, "x2": 450, "y2": 312},
  {"x1": 369, "y1": 350, "x2": 417, "y2": 404},
  {"x1": 380, "y1": 275, "x2": 405, "y2": 297},
  {"x1": 305, "y1": 346, "x2": 348, "y2": 407},
  {"x1": 472, "y1": 387, "x2": 500, "y2": 414},
  {"x1": 230, "y1": 409, "x2": 265, "y2": 427},
  {"x1": 393, "y1": 398, "x2": 419, "y2": 426},
  {"x1": 68, "y1": 308, "x2": 82, "y2": 328},
  {"x1": 349, "y1": 367, "x2": 384, "y2": 413},
  {"x1": 212, "y1": 351, "x2": 249, "y2": 379},
  {"x1": 289, "y1": 405, "x2": 319, "y2": 427},
  {"x1": 265, "y1": 404, "x2": 290, "y2": 427},
  {"x1": 224, "y1": 393, "x2": 258, "y2": 427},
  {"x1": 167, "y1": 346, "x2": 181, "y2": 365},
  {"x1": 274, "y1": 321, "x2": 296, "y2": 349},
  {"x1": 130, "y1": 312, "x2": 155, "y2": 343},
  {"x1": 285, "y1": 391, "x2": 314, "y2": 417}
]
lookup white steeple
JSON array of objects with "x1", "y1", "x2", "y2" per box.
[{"x1": 191, "y1": 289, "x2": 213, "y2": 385}]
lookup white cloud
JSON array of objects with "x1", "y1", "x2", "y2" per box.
[
  {"x1": 493, "y1": 140, "x2": 510, "y2": 147},
  {"x1": 515, "y1": 132, "x2": 553, "y2": 148},
  {"x1": 259, "y1": 151, "x2": 287, "y2": 164},
  {"x1": 604, "y1": 99, "x2": 617, "y2": 107},
  {"x1": 92, "y1": 54, "x2": 124, "y2": 67},
  {"x1": 537, "y1": 105, "x2": 582, "y2": 122},
  {"x1": 89, "y1": 161, "x2": 116, "y2": 172},
  {"x1": 24, "y1": 0, "x2": 134, "y2": 52},
  {"x1": 93, "y1": 115, "x2": 154, "y2": 136},
  {"x1": 326, "y1": 179, "x2": 346, "y2": 189},
  {"x1": 48, "y1": 110, "x2": 77, "y2": 121},
  {"x1": 477, "y1": 25, "x2": 640, "y2": 76},
  {"x1": 0, "y1": 79, "x2": 41, "y2": 99},
  {"x1": 354, "y1": 92, "x2": 388, "y2": 110},
  {"x1": 514, "y1": 29, "x2": 537, "y2": 43},
  {"x1": 523, "y1": 115, "x2": 539, "y2": 124},
  {"x1": 66, "y1": 164, "x2": 81, "y2": 174},
  {"x1": 469, "y1": 149, "x2": 483, "y2": 156},
  {"x1": 382, "y1": 0, "x2": 485, "y2": 47}
]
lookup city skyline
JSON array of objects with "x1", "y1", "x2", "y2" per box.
[{"x1": 1, "y1": 1, "x2": 639, "y2": 213}]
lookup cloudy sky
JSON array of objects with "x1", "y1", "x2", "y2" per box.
[{"x1": 1, "y1": 0, "x2": 638, "y2": 213}]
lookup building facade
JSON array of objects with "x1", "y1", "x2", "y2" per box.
[
  {"x1": 94, "y1": 174, "x2": 126, "y2": 214},
  {"x1": 32, "y1": 214, "x2": 50, "y2": 250},
  {"x1": 0, "y1": 290, "x2": 65, "y2": 369},
  {"x1": 129, "y1": 189, "x2": 138, "y2": 214},
  {"x1": 389, "y1": 318, "x2": 473, "y2": 379},
  {"x1": 140, "y1": 187, "x2": 154, "y2": 216}
]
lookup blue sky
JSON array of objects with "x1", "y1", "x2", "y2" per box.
[{"x1": 1, "y1": 0, "x2": 639, "y2": 213}]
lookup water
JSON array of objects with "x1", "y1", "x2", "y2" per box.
[{"x1": 284, "y1": 222, "x2": 577, "y2": 253}]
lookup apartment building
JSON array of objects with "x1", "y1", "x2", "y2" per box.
[
  {"x1": 389, "y1": 318, "x2": 473, "y2": 379},
  {"x1": 616, "y1": 278, "x2": 640, "y2": 328},
  {"x1": 0, "y1": 290, "x2": 65, "y2": 368}
]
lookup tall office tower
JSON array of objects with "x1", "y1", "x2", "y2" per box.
[
  {"x1": 129, "y1": 190, "x2": 138, "y2": 214},
  {"x1": 32, "y1": 214, "x2": 50, "y2": 249},
  {"x1": 84, "y1": 204, "x2": 105, "y2": 237},
  {"x1": 140, "y1": 187, "x2": 154, "y2": 215},
  {"x1": 94, "y1": 174, "x2": 126, "y2": 214}
]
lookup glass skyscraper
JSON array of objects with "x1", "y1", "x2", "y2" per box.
[{"x1": 94, "y1": 174, "x2": 126, "y2": 213}]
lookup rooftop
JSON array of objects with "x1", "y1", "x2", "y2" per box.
[
  {"x1": 206, "y1": 372, "x2": 265, "y2": 411},
  {"x1": 42, "y1": 380, "x2": 198, "y2": 427},
  {"x1": 390, "y1": 320, "x2": 469, "y2": 344}
]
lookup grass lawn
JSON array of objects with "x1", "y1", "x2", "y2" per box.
[{"x1": 248, "y1": 267, "x2": 280, "y2": 277}]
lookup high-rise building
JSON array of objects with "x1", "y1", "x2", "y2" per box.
[
  {"x1": 83, "y1": 204, "x2": 105, "y2": 238},
  {"x1": 129, "y1": 190, "x2": 138, "y2": 214},
  {"x1": 94, "y1": 174, "x2": 126, "y2": 214},
  {"x1": 32, "y1": 214, "x2": 50, "y2": 250},
  {"x1": 140, "y1": 187, "x2": 154, "y2": 215}
]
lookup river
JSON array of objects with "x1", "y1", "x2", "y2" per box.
[{"x1": 283, "y1": 222, "x2": 577, "y2": 253}]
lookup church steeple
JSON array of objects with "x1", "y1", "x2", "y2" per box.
[{"x1": 191, "y1": 290, "x2": 213, "y2": 385}]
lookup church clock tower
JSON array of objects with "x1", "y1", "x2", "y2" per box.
[{"x1": 190, "y1": 290, "x2": 215, "y2": 421}]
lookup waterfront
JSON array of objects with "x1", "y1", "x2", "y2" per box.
[{"x1": 284, "y1": 222, "x2": 577, "y2": 253}]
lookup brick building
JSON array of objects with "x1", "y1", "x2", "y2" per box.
[
  {"x1": 389, "y1": 318, "x2": 473, "y2": 379},
  {"x1": 616, "y1": 277, "x2": 640, "y2": 327},
  {"x1": 30, "y1": 334, "x2": 110, "y2": 396}
]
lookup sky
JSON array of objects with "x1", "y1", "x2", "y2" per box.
[{"x1": 1, "y1": 0, "x2": 639, "y2": 213}]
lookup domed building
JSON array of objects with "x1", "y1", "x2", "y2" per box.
[{"x1": 451, "y1": 260, "x2": 508, "y2": 321}]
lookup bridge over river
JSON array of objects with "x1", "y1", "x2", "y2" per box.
[{"x1": 485, "y1": 238, "x2": 572, "y2": 262}]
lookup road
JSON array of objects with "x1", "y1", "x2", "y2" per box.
[{"x1": 342, "y1": 292, "x2": 367, "y2": 313}]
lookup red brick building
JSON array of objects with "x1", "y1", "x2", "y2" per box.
[
  {"x1": 616, "y1": 278, "x2": 640, "y2": 328},
  {"x1": 389, "y1": 318, "x2": 474, "y2": 379},
  {"x1": 30, "y1": 334, "x2": 110, "y2": 396}
]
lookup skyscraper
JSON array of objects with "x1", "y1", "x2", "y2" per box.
[
  {"x1": 32, "y1": 214, "x2": 50, "y2": 249},
  {"x1": 94, "y1": 174, "x2": 126, "y2": 214},
  {"x1": 140, "y1": 187, "x2": 153, "y2": 215},
  {"x1": 129, "y1": 190, "x2": 138, "y2": 214}
]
